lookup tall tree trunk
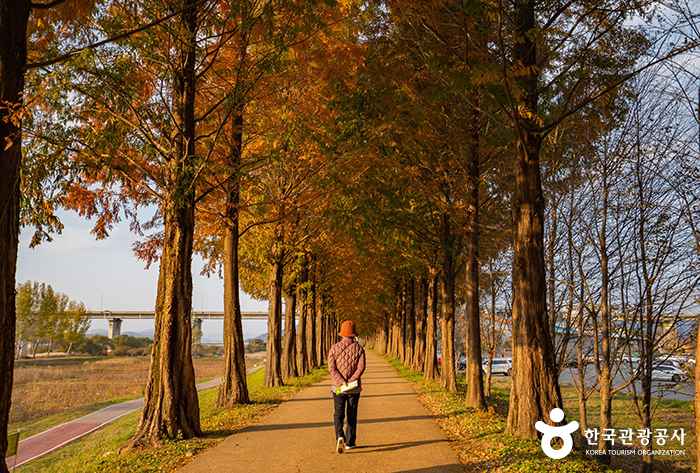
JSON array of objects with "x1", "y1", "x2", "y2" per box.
[
  {"x1": 0, "y1": 2, "x2": 30, "y2": 469},
  {"x1": 484, "y1": 264, "x2": 497, "y2": 399},
  {"x1": 216, "y1": 63, "x2": 249, "y2": 408},
  {"x1": 315, "y1": 291, "x2": 324, "y2": 365},
  {"x1": 637, "y1": 158, "x2": 654, "y2": 473},
  {"x1": 394, "y1": 291, "x2": 403, "y2": 359},
  {"x1": 296, "y1": 257, "x2": 309, "y2": 376},
  {"x1": 398, "y1": 281, "x2": 407, "y2": 363},
  {"x1": 306, "y1": 262, "x2": 317, "y2": 369},
  {"x1": 424, "y1": 268, "x2": 439, "y2": 379},
  {"x1": 597, "y1": 163, "x2": 613, "y2": 460},
  {"x1": 265, "y1": 255, "x2": 284, "y2": 387},
  {"x1": 216, "y1": 118, "x2": 250, "y2": 406},
  {"x1": 548, "y1": 200, "x2": 558, "y2": 343},
  {"x1": 505, "y1": 0, "x2": 563, "y2": 437},
  {"x1": 464, "y1": 112, "x2": 486, "y2": 409},
  {"x1": 123, "y1": 0, "x2": 201, "y2": 448},
  {"x1": 570, "y1": 185, "x2": 587, "y2": 433},
  {"x1": 282, "y1": 290, "x2": 297, "y2": 379},
  {"x1": 390, "y1": 286, "x2": 401, "y2": 359},
  {"x1": 404, "y1": 279, "x2": 415, "y2": 368},
  {"x1": 411, "y1": 277, "x2": 427, "y2": 372},
  {"x1": 576, "y1": 307, "x2": 588, "y2": 434},
  {"x1": 440, "y1": 211, "x2": 457, "y2": 391}
]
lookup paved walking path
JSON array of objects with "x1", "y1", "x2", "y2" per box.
[
  {"x1": 6, "y1": 368, "x2": 261, "y2": 469},
  {"x1": 178, "y1": 351, "x2": 464, "y2": 473}
]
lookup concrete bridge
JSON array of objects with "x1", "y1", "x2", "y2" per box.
[{"x1": 88, "y1": 311, "x2": 269, "y2": 339}]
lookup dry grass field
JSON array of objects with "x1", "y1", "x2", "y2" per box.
[{"x1": 9, "y1": 356, "x2": 231, "y2": 428}]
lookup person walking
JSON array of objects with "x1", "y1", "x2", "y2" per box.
[{"x1": 328, "y1": 320, "x2": 366, "y2": 454}]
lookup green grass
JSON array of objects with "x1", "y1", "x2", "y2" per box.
[
  {"x1": 382, "y1": 354, "x2": 693, "y2": 473},
  {"x1": 15, "y1": 366, "x2": 328, "y2": 473}
]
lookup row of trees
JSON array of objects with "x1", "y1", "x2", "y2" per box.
[
  {"x1": 1, "y1": 1, "x2": 699, "y2": 473},
  {"x1": 15, "y1": 281, "x2": 90, "y2": 358}
]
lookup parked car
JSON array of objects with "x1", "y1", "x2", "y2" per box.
[
  {"x1": 657, "y1": 355, "x2": 695, "y2": 368},
  {"x1": 651, "y1": 363, "x2": 685, "y2": 382},
  {"x1": 482, "y1": 357, "x2": 512, "y2": 376},
  {"x1": 621, "y1": 354, "x2": 641, "y2": 364},
  {"x1": 457, "y1": 357, "x2": 466, "y2": 371}
]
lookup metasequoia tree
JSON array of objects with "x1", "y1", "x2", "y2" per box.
[
  {"x1": 238, "y1": 80, "x2": 332, "y2": 386},
  {"x1": 195, "y1": 0, "x2": 322, "y2": 403},
  {"x1": 196, "y1": 0, "x2": 354, "y2": 389},
  {"x1": 125, "y1": 0, "x2": 203, "y2": 447},
  {"x1": 0, "y1": 0, "x2": 99, "y2": 469},
  {"x1": 487, "y1": 0, "x2": 684, "y2": 437},
  {"x1": 323, "y1": 20, "x2": 480, "y2": 390},
  {"x1": 28, "y1": 0, "x2": 210, "y2": 446},
  {"x1": 389, "y1": 0, "x2": 501, "y2": 410},
  {"x1": 0, "y1": 2, "x2": 33, "y2": 469}
]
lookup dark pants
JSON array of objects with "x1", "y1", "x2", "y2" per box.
[{"x1": 333, "y1": 392, "x2": 360, "y2": 446}]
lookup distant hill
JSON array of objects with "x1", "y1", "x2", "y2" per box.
[
  {"x1": 86, "y1": 328, "x2": 155, "y2": 339},
  {"x1": 246, "y1": 333, "x2": 267, "y2": 342},
  {"x1": 86, "y1": 328, "x2": 108, "y2": 336},
  {"x1": 201, "y1": 333, "x2": 223, "y2": 344},
  {"x1": 124, "y1": 329, "x2": 155, "y2": 339}
]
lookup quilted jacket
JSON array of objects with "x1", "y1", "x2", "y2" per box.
[{"x1": 328, "y1": 337, "x2": 366, "y2": 393}]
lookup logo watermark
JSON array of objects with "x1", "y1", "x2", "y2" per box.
[
  {"x1": 535, "y1": 409, "x2": 687, "y2": 459},
  {"x1": 535, "y1": 408, "x2": 579, "y2": 459}
]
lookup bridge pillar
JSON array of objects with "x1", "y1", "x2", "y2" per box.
[
  {"x1": 193, "y1": 318, "x2": 203, "y2": 345},
  {"x1": 108, "y1": 318, "x2": 122, "y2": 339}
]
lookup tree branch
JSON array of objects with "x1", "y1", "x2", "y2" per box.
[
  {"x1": 30, "y1": 0, "x2": 71, "y2": 10},
  {"x1": 25, "y1": 0, "x2": 215, "y2": 70}
]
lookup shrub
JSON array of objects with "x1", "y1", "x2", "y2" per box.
[
  {"x1": 73, "y1": 337, "x2": 108, "y2": 356},
  {"x1": 110, "y1": 346, "x2": 131, "y2": 357}
]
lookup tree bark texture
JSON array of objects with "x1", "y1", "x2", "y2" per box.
[
  {"x1": 505, "y1": 0, "x2": 563, "y2": 438},
  {"x1": 265, "y1": 256, "x2": 284, "y2": 387},
  {"x1": 296, "y1": 258, "x2": 309, "y2": 376},
  {"x1": 306, "y1": 264, "x2": 317, "y2": 369},
  {"x1": 391, "y1": 286, "x2": 403, "y2": 359},
  {"x1": 216, "y1": 105, "x2": 249, "y2": 407},
  {"x1": 464, "y1": 115, "x2": 486, "y2": 409},
  {"x1": 548, "y1": 200, "x2": 558, "y2": 344},
  {"x1": 404, "y1": 279, "x2": 415, "y2": 368},
  {"x1": 597, "y1": 165, "x2": 612, "y2": 458},
  {"x1": 485, "y1": 269, "x2": 497, "y2": 398},
  {"x1": 424, "y1": 269, "x2": 439, "y2": 380},
  {"x1": 315, "y1": 291, "x2": 324, "y2": 365},
  {"x1": 0, "y1": 2, "x2": 30, "y2": 470},
  {"x1": 124, "y1": 0, "x2": 202, "y2": 448},
  {"x1": 128, "y1": 198, "x2": 202, "y2": 446},
  {"x1": 440, "y1": 210, "x2": 457, "y2": 391},
  {"x1": 411, "y1": 277, "x2": 427, "y2": 372},
  {"x1": 440, "y1": 271, "x2": 457, "y2": 391},
  {"x1": 282, "y1": 291, "x2": 297, "y2": 379}
]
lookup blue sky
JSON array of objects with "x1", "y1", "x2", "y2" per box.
[{"x1": 16, "y1": 210, "x2": 269, "y2": 340}]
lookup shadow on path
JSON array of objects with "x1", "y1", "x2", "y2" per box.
[{"x1": 177, "y1": 351, "x2": 465, "y2": 473}]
